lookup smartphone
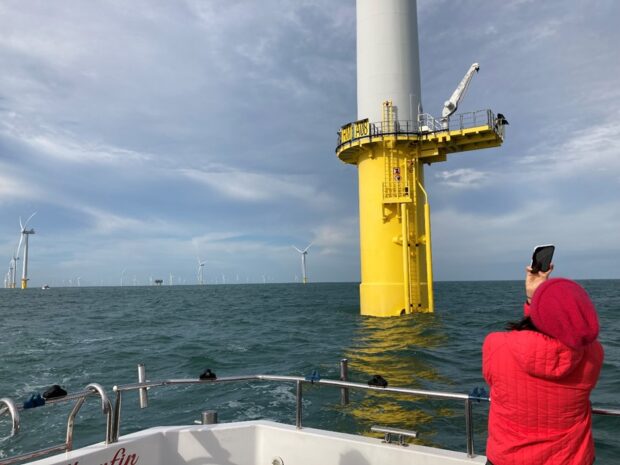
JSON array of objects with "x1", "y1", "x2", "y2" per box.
[{"x1": 531, "y1": 245, "x2": 555, "y2": 273}]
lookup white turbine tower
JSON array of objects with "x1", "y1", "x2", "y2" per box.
[
  {"x1": 8, "y1": 237, "x2": 22, "y2": 288},
  {"x1": 292, "y1": 243, "x2": 313, "y2": 284},
  {"x1": 7, "y1": 258, "x2": 15, "y2": 288},
  {"x1": 197, "y1": 257, "x2": 205, "y2": 285},
  {"x1": 19, "y1": 212, "x2": 36, "y2": 289}
]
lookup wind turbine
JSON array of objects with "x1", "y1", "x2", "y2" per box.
[
  {"x1": 7, "y1": 237, "x2": 22, "y2": 288},
  {"x1": 7, "y1": 259, "x2": 15, "y2": 288},
  {"x1": 292, "y1": 243, "x2": 313, "y2": 284},
  {"x1": 120, "y1": 268, "x2": 127, "y2": 287},
  {"x1": 19, "y1": 212, "x2": 36, "y2": 289},
  {"x1": 197, "y1": 257, "x2": 205, "y2": 285}
]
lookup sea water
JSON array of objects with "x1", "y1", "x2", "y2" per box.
[{"x1": 0, "y1": 281, "x2": 618, "y2": 462}]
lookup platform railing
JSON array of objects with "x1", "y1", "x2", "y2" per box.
[
  {"x1": 0, "y1": 384, "x2": 112, "y2": 465},
  {"x1": 336, "y1": 109, "x2": 500, "y2": 149}
]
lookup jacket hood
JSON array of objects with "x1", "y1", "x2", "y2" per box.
[{"x1": 507, "y1": 330, "x2": 584, "y2": 379}]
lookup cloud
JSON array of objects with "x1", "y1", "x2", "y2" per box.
[
  {"x1": 0, "y1": 169, "x2": 42, "y2": 204},
  {"x1": 79, "y1": 207, "x2": 163, "y2": 235},
  {"x1": 1, "y1": 120, "x2": 153, "y2": 165},
  {"x1": 178, "y1": 166, "x2": 335, "y2": 207},
  {"x1": 434, "y1": 168, "x2": 489, "y2": 189},
  {"x1": 432, "y1": 195, "x2": 620, "y2": 280},
  {"x1": 1, "y1": 0, "x2": 619, "y2": 284},
  {"x1": 519, "y1": 115, "x2": 620, "y2": 180},
  {"x1": 312, "y1": 217, "x2": 358, "y2": 256}
]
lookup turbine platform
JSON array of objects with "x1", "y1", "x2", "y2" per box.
[{"x1": 336, "y1": 109, "x2": 504, "y2": 165}]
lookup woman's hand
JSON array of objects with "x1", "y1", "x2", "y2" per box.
[{"x1": 525, "y1": 264, "x2": 554, "y2": 303}]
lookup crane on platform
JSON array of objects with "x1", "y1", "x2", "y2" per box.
[{"x1": 441, "y1": 63, "x2": 480, "y2": 128}]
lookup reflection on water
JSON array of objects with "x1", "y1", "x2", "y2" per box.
[{"x1": 342, "y1": 313, "x2": 456, "y2": 446}]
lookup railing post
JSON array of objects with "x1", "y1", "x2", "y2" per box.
[
  {"x1": 201, "y1": 410, "x2": 218, "y2": 424},
  {"x1": 111, "y1": 389, "x2": 122, "y2": 443},
  {"x1": 296, "y1": 380, "x2": 303, "y2": 429},
  {"x1": 0, "y1": 398, "x2": 20, "y2": 436},
  {"x1": 465, "y1": 398, "x2": 475, "y2": 457},
  {"x1": 138, "y1": 364, "x2": 148, "y2": 408},
  {"x1": 340, "y1": 359, "x2": 349, "y2": 405}
]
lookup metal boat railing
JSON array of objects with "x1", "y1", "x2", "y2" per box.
[
  {"x1": 0, "y1": 384, "x2": 112, "y2": 465},
  {"x1": 110, "y1": 362, "x2": 620, "y2": 458},
  {"x1": 2, "y1": 363, "x2": 620, "y2": 464}
]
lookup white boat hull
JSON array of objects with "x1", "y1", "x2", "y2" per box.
[{"x1": 26, "y1": 420, "x2": 486, "y2": 465}]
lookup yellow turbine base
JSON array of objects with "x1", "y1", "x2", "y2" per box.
[
  {"x1": 21, "y1": 279, "x2": 27, "y2": 289},
  {"x1": 355, "y1": 143, "x2": 433, "y2": 317},
  {"x1": 360, "y1": 283, "x2": 410, "y2": 317},
  {"x1": 337, "y1": 110, "x2": 505, "y2": 317}
]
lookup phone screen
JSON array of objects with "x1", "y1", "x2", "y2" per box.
[{"x1": 531, "y1": 245, "x2": 555, "y2": 273}]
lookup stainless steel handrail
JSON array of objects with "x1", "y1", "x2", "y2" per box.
[
  {"x1": 0, "y1": 398, "x2": 20, "y2": 436},
  {"x1": 0, "y1": 389, "x2": 104, "y2": 415},
  {"x1": 111, "y1": 368, "x2": 620, "y2": 459},
  {"x1": 111, "y1": 372, "x2": 476, "y2": 454},
  {"x1": 3, "y1": 371, "x2": 619, "y2": 464},
  {"x1": 66, "y1": 383, "x2": 112, "y2": 450},
  {"x1": 593, "y1": 407, "x2": 620, "y2": 416},
  {"x1": 0, "y1": 384, "x2": 112, "y2": 465}
]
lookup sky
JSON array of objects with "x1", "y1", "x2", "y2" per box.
[{"x1": 1, "y1": 0, "x2": 619, "y2": 287}]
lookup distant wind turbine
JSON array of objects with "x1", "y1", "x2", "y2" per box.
[
  {"x1": 7, "y1": 237, "x2": 22, "y2": 288},
  {"x1": 19, "y1": 212, "x2": 36, "y2": 289},
  {"x1": 292, "y1": 243, "x2": 313, "y2": 284},
  {"x1": 197, "y1": 257, "x2": 205, "y2": 285},
  {"x1": 121, "y1": 268, "x2": 127, "y2": 287}
]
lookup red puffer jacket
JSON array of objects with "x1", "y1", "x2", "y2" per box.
[{"x1": 483, "y1": 330, "x2": 603, "y2": 465}]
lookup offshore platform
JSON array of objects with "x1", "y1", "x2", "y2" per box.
[{"x1": 337, "y1": 0, "x2": 507, "y2": 317}]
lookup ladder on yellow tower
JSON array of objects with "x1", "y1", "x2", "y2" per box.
[{"x1": 380, "y1": 101, "x2": 428, "y2": 313}]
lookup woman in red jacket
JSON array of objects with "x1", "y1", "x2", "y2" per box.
[{"x1": 483, "y1": 272, "x2": 604, "y2": 465}]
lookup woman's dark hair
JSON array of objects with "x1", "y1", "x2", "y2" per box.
[{"x1": 506, "y1": 316, "x2": 540, "y2": 332}]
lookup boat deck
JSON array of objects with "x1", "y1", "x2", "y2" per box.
[{"x1": 26, "y1": 421, "x2": 487, "y2": 465}]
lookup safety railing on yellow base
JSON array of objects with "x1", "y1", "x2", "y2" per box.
[{"x1": 336, "y1": 110, "x2": 500, "y2": 149}]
